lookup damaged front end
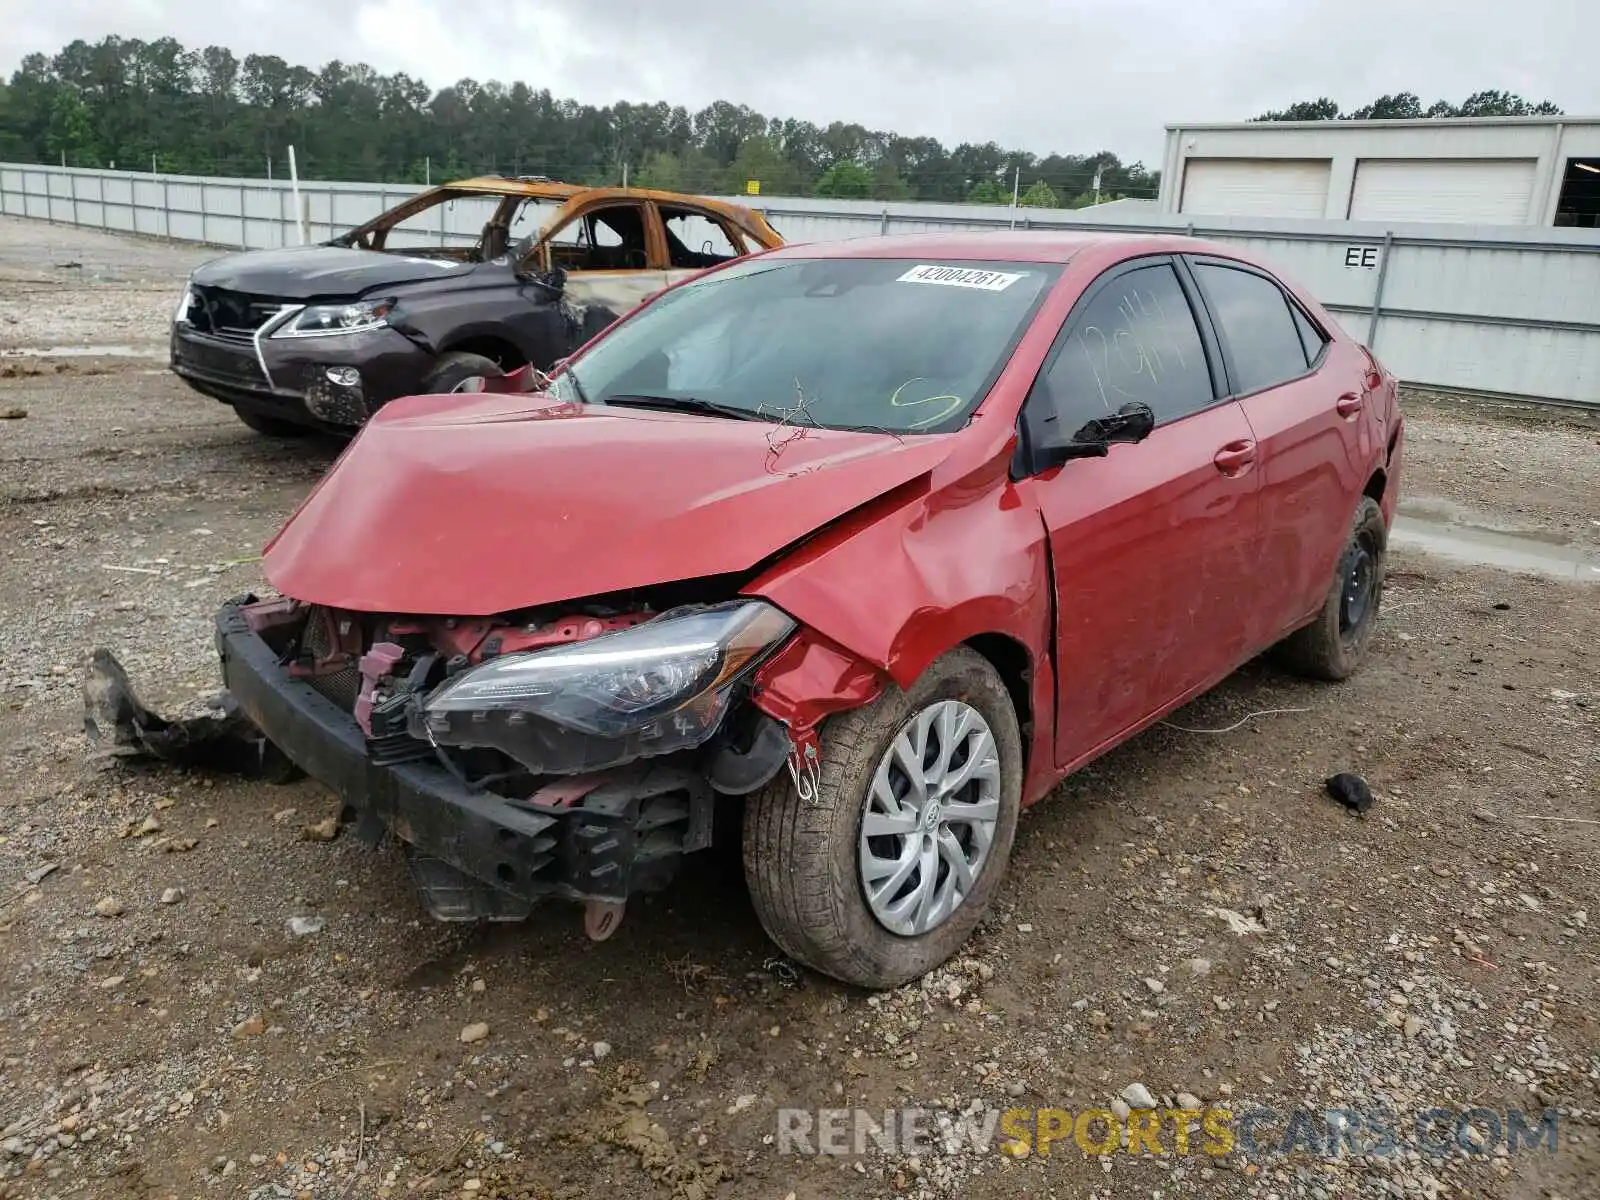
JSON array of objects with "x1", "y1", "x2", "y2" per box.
[{"x1": 215, "y1": 591, "x2": 829, "y2": 933}]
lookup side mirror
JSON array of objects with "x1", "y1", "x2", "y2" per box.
[{"x1": 1036, "y1": 402, "x2": 1156, "y2": 468}]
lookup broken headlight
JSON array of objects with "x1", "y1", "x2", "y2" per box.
[
  {"x1": 174, "y1": 281, "x2": 194, "y2": 325},
  {"x1": 273, "y1": 299, "x2": 394, "y2": 338},
  {"x1": 413, "y1": 602, "x2": 795, "y2": 773}
]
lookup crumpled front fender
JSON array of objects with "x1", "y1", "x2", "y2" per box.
[
  {"x1": 748, "y1": 627, "x2": 890, "y2": 755},
  {"x1": 742, "y1": 452, "x2": 1059, "y2": 804}
]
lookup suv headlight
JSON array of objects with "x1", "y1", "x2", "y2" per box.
[
  {"x1": 272, "y1": 299, "x2": 394, "y2": 338},
  {"x1": 174, "y1": 282, "x2": 194, "y2": 324},
  {"x1": 421, "y1": 601, "x2": 795, "y2": 739}
]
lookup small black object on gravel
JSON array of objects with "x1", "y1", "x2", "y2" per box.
[{"x1": 1325, "y1": 772, "x2": 1375, "y2": 814}]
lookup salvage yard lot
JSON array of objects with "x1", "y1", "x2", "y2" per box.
[{"x1": 0, "y1": 218, "x2": 1597, "y2": 1200}]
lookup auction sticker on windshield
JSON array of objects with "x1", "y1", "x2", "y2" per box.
[{"x1": 897, "y1": 264, "x2": 1024, "y2": 291}]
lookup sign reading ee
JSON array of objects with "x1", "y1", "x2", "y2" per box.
[{"x1": 1344, "y1": 246, "x2": 1381, "y2": 269}]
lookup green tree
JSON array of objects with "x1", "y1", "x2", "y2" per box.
[
  {"x1": 967, "y1": 178, "x2": 1005, "y2": 204},
  {"x1": 870, "y1": 162, "x2": 911, "y2": 201},
  {"x1": 1258, "y1": 91, "x2": 1562, "y2": 123},
  {"x1": 721, "y1": 135, "x2": 803, "y2": 196},
  {"x1": 1455, "y1": 90, "x2": 1562, "y2": 117},
  {"x1": 46, "y1": 88, "x2": 96, "y2": 164},
  {"x1": 1018, "y1": 179, "x2": 1058, "y2": 208},
  {"x1": 1253, "y1": 98, "x2": 1341, "y2": 121},
  {"x1": 814, "y1": 159, "x2": 872, "y2": 198},
  {"x1": 634, "y1": 148, "x2": 686, "y2": 191},
  {"x1": 1347, "y1": 92, "x2": 1424, "y2": 120}
]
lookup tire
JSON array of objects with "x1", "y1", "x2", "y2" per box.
[
  {"x1": 422, "y1": 351, "x2": 504, "y2": 394},
  {"x1": 743, "y1": 647, "x2": 1023, "y2": 990},
  {"x1": 232, "y1": 407, "x2": 309, "y2": 437},
  {"x1": 1273, "y1": 496, "x2": 1387, "y2": 681}
]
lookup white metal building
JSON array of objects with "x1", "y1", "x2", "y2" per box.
[{"x1": 1159, "y1": 116, "x2": 1600, "y2": 227}]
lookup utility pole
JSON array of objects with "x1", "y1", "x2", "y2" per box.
[
  {"x1": 151, "y1": 152, "x2": 157, "y2": 175},
  {"x1": 1092, "y1": 166, "x2": 1103, "y2": 206},
  {"x1": 425, "y1": 156, "x2": 431, "y2": 186},
  {"x1": 1008, "y1": 166, "x2": 1020, "y2": 228},
  {"x1": 267, "y1": 156, "x2": 273, "y2": 180},
  {"x1": 622, "y1": 162, "x2": 629, "y2": 188}
]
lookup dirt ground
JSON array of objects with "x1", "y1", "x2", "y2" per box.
[{"x1": 0, "y1": 217, "x2": 1597, "y2": 1200}]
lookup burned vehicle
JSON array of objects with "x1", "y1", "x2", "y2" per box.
[
  {"x1": 214, "y1": 234, "x2": 1404, "y2": 988},
  {"x1": 169, "y1": 177, "x2": 782, "y2": 436}
]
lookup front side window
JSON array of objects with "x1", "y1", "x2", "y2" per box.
[
  {"x1": 1036, "y1": 262, "x2": 1214, "y2": 431},
  {"x1": 1193, "y1": 262, "x2": 1312, "y2": 394},
  {"x1": 546, "y1": 204, "x2": 650, "y2": 271},
  {"x1": 550, "y1": 258, "x2": 1062, "y2": 434}
]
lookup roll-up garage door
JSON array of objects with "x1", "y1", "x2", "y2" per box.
[
  {"x1": 1179, "y1": 158, "x2": 1332, "y2": 218},
  {"x1": 1348, "y1": 159, "x2": 1537, "y2": 224}
]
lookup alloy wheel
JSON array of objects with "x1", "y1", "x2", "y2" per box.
[{"x1": 857, "y1": 699, "x2": 1002, "y2": 937}]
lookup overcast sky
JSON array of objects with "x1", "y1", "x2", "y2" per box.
[{"x1": 4, "y1": 0, "x2": 1591, "y2": 165}]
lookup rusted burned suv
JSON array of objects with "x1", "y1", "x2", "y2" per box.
[
  {"x1": 218, "y1": 233, "x2": 1403, "y2": 989},
  {"x1": 169, "y1": 177, "x2": 781, "y2": 436}
]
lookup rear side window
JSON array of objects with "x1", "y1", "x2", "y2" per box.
[
  {"x1": 1290, "y1": 302, "x2": 1327, "y2": 365},
  {"x1": 660, "y1": 206, "x2": 743, "y2": 268},
  {"x1": 1039, "y1": 262, "x2": 1214, "y2": 429},
  {"x1": 1193, "y1": 262, "x2": 1311, "y2": 394}
]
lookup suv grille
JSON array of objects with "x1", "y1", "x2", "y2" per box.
[{"x1": 189, "y1": 287, "x2": 286, "y2": 343}]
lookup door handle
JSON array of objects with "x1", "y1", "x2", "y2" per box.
[
  {"x1": 1213, "y1": 439, "x2": 1257, "y2": 475},
  {"x1": 1336, "y1": 392, "x2": 1364, "y2": 418}
]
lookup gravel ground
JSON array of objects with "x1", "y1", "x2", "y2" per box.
[
  {"x1": 1, "y1": 219, "x2": 1597, "y2": 1200},
  {"x1": 0, "y1": 218, "x2": 214, "y2": 355}
]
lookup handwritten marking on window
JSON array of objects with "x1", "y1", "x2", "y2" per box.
[
  {"x1": 1072, "y1": 282, "x2": 1190, "y2": 413},
  {"x1": 889, "y1": 377, "x2": 965, "y2": 427}
]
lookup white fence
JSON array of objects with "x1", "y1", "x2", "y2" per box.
[{"x1": 3, "y1": 162, "x2": 1599, "y2": 408}]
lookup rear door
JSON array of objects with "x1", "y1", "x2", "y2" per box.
[
  {"x1": 1185, "y1": 257, "x2": 1372, "y2": 645},
  {"x1": 1014, "y1": 256, "x2": 1265, "y2": 768}
]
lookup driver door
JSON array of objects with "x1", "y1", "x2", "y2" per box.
[{"x1": 1012, "y1": 256, "x2": 1265, "y2": 768}]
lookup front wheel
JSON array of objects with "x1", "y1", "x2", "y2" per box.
[
  {"x1": 231, "y1": 406, "x2": 309, "y2": 437},
  {"x1": 1273, "y1": 496, "x2": 1387, "y2": 681},
  {"x1": 743, "y1": 647, "x2": 1022, "y2": 989},
  {"x1": 422, "y1": 351, "x2": 504, "y2": 395}
]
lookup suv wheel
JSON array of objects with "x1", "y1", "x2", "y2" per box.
[
  {"x1": 743, "y1": 647, "x2": 1022, "y2": 989},
  {"x1": 1274, "y1": 496, "x2": 1387, "y2": 680},
  {"x1": 232, "y1": 407, "x2": 309, "y2": 437},
  {"x1": 423, "y1": 352, "x2": 504, "y2": 394}
]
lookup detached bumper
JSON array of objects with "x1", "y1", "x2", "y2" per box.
[
  {"x1": 171, "y1": 325, "x2": 431, "y2": 431},
  {"x1": 214, "y1": 602, "x2": 712, "y2": 915}
]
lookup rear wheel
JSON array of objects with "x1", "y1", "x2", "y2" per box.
[
  {"x1": 231, "y1": 407, "x2": 309, "y2": 437},
  {"x1": 743, "y1": 647, "x2": 1022, "y2": 989},
  {"x1": 422, "y1": 352, "x2": 504, "y2": 395},
  {"x1": 1274, "y1": 496, "x2": 1387, "y2": 681}
]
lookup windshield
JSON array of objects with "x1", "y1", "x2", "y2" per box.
[{"x1": 549, "y1": 257, "x2": 1062, "y2": 433}]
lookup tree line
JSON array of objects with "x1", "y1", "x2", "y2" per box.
[
  {"x1": 1254, "y1": 91, "x2": 1562, "y2": 122},
  {"x1": 0, "y1": 35, "x2": 1159, "y2": 208}
]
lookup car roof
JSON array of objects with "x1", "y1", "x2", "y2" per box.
[
  {"x1": 441, "y1": 175, "x2": 766, "y2": 223},
  {"x1": 759, "y1": 230, "x2": 1228, "y2": 265}
]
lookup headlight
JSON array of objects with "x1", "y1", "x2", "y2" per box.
[
  {"x1": 424, "y1": 601, "x2": 793, "y2": 736},
  {"x1": 174, "y1": 283, "x2": 194, "y2": 324},
  {"x1": 272, "y1": 299, "x2": 394, "y2": 338},
  {"x1": 413, "y1": 601, "x2": 795, "y2": 771}
]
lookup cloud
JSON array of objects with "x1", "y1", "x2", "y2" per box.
[{"x1": 3, "y1": 0, "x2": 1593, "y2": 164}]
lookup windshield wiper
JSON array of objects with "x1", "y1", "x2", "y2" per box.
[{"x1": 603, "y1": 394, "x2": 774, "y2": 422}]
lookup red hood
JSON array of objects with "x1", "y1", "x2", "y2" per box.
[{"x1": 262, "y1": 393, "x2": 955, "y2": 616}]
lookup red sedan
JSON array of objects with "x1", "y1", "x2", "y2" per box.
[{"x1": 217, "y1": 232, "x2": 1404, "y2": 989}]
